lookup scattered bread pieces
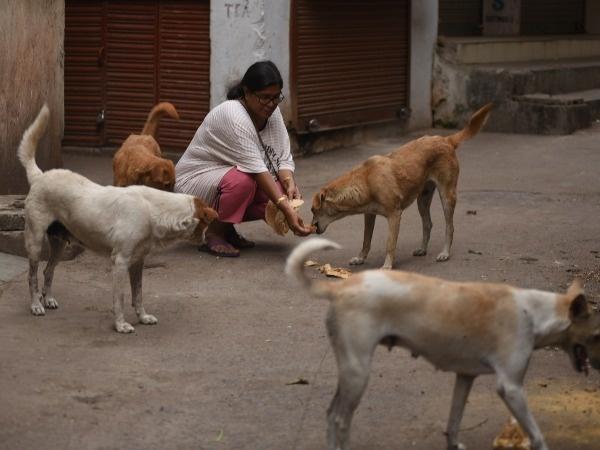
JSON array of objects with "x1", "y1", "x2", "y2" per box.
[
  {"x1": 265, "y1": 198, "x2": 305, "y2": 235},
  {"x1": 304, "y1": 260, "x2": 320, "y2": 267},
  {"x1": 318, "y1": 264, "x2": 352, "y2": 279},
  {"x1": 492, "y1": 416, "x2": 531, "y2": 450}
]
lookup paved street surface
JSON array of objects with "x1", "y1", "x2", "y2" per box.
[{"x1": 1, "y1": 125, "x2": 599, "y2": 450}]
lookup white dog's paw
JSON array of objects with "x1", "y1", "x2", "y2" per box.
[
  {"x1": 139, "y1": 314, "x2": 158, "y2": 325},
  {"x1": 30, "y1": 303, "x2": 46, "y2": 316},
  {"x1": 436, "y1": 252, "x2": 450, "y2": 262},
  {"x1": 43, "y1": 296, "x2": 59, "y2": 309},
  {"x1": 115, "y1": 321, "x2": 135, "y2": 334},
  {"x1": 380, "y1": 263, "x2": 393, "y2": 270},
  {"x1": 413, "y1": 248, "x2": 427, "y2": 256},
  {"x1": 447, "y1": 444, "x2": 466, "y2": 450},
  {"x1": 349, "y1": 256, "x2": 365, "y2": 265}
]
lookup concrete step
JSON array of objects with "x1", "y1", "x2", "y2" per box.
[
  {"x1": 486, "y1": 89, "x2": 600, "y2": 135},
  {"x1": 0, "y1": 194, "x2": 82, "y2": 260},
  {"x1": 439, "y1": 35, "x2": 600, "y2": 65}
]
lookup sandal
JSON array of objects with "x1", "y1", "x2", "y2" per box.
[
  {"x1": 200, "y1": 235, "x2": 240, "y2": 257},
  {"x1": 225, "y1": 227, "x2": 255, "y2": 249}
]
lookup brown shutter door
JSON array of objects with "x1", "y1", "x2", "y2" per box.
[
  {"x1": 438, "y1": 0, "x2": 482, "y2": 36},
  {"x1": 158, "y1": 1, "x2": 210, "y2": 153},
  {"x1": 292, "y1": 0, "x2": 410, "y2": 133},
  {"x1": 64, "y1": 1, "x2": 105, "y2": 146},
  {"x1": 521, "y1": 0, "x2": 585, "y2": 35},
  {"x1": 104, "y1": 1, "x2": 158, "y2": 145}
]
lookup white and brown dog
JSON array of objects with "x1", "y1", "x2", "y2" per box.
[
  {"x1": 286, "y1": 238, "x2": 600, "y2": 450},
  {"x1": 18, "y1": 105, "x2": 218, "y2": 333},
  {"x1": 311, "y1": 103, "x2": 493, "y2": 269}
]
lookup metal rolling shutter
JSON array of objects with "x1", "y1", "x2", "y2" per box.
[
  {"x1": 104, "y1": 1, "x2": 157, "y2": 145},
  {"x1": 64, "y1": 0, "x2": 209, "y2": 153},
  {"x1": 292, "y1": 0, "x2": 410, "y2": 133},
  {"x1": 158, "y1": 1, "x2": 210, "y2": 153},
  {"x1": 63, "y1": 1, "x2": 105, "y2": 146},
  {"x1": 521, "y1": 0, "x2": 585, "y2": 35},
  {"x1": 438, "y1": 0, "x2": 482, "y2": 36}
]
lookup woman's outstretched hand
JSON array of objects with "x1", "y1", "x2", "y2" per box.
[{"x1": 283, "y1": 206, "x2": 312, "y2": 236}]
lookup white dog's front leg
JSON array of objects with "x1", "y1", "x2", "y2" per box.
[
  {"x1": 349, "y1": 214, "x2": 376, "y2": 266},
  {"x1": 381, "y1": 211, "x2": 401, "y2": 270},
  {"x1": 112, "y1": 255, "x2": 134, "y2": 333},
  {"x1": 496, "y1": 377, "x2": 548, "y2": 450},
  {"x1": 446, "y1": 374, "x2": 475, "y2": 450},
  {"x1": 28, "y1": 260, "x2": 45, "y2": 316},
  {"x1": 129, "y1": 260, "x2": 157, "y2": 326}
]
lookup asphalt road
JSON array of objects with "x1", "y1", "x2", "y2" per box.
[{"x1": 1, "y1": 124, "x2": 599, "y2": 450}]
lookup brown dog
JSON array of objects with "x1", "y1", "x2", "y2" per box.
[
  {"x1": 113, "y1": 102, "x2": 179, "y2": 190},
  {"x1": 311, "y1": 103, "x2": 493, "y2": 269}
]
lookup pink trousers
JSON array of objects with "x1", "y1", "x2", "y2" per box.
[{"x1": 215, "y1": 168, "x2": 283, "y2": 224}]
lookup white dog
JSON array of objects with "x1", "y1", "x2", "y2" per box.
[
  {"x1": 18, "y1": 105, "x2": 218, "y2": 333},
  {"x1": 286, "y1": 238, "x2": 600, "y2": 450}
]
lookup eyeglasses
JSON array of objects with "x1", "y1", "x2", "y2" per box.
[{"x1": 252, "y1": 92, "x2": 285, "y2": 106}]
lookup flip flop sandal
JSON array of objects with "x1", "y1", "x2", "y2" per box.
[
  {"x1": 225, "y1": 228, "x2": 255, "y2": 249},
  {"x1": 200, "y1": 236, "x2": 240, "y2": 257}
]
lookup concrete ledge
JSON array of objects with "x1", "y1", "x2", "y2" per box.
[
  {"x1": 0, "y1": 195, "x2": 26, "y2": 231},
  {"x1": 439, "y1": 35, "x2": 600, "y2": 64}
]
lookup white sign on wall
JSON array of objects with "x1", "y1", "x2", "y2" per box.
[{"x1": 483, "y1": 0, "x2": 521, "y2": 36}]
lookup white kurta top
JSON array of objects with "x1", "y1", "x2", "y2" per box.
[{"x1": 174, "y1": 100, "x2": 294, "y2": 206}]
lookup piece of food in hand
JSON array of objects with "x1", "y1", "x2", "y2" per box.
[
  {"x1": 492, "y1": 416, "x2": 531, "y2": 450},
  {"x1": 265, "y1": 198, "x2": 305, "y2": 235}
]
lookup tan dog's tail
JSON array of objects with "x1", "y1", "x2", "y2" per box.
[
  {"x1": 447, "y1": 103, "x2": 493, "y2": 148},
  {"x1": 141, "y1": 102, "x2": 180, "y2": 137},
  {"x1": 18, "y1": 104, "x2": 50, "y2": 185},
  {"x1": 285, "y1": 238, "x2": 341, "y2": 299}
]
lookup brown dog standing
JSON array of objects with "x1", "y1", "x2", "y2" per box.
[
  {"x1": 113, "y1": 102, "x2": 179, "y2": 190},
  {"x1": 310, "y1": 103, "x2": 493, "y2": 269}
]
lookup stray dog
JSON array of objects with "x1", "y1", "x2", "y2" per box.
[
  {"x1": 286, "y1": 238, "x2": 600, "y2": 450},
  {"x1": 311, "y1": 103, "x2": 493, "y2": 269},
  {"x1": 113, "y1": 101, "x2": 179, "y2": 190},
  {"x1": 19, "y1": 105, "x2": 217, "y2": 333}
]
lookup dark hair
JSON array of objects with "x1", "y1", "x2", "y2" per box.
[{"x1": 226, "y1": 60, "x2": 283, "y2": 100}]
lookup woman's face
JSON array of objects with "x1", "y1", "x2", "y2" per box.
[{"x1": 244, "y1": 84, "x2": 284, "y2": 122}]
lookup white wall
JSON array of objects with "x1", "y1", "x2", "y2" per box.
[
  {"x1": 409, "y1": 0, "x2": 437, "y2": 129},
  {"x1": 210, "y1": 0, "x2": 291, "y2": 118}
]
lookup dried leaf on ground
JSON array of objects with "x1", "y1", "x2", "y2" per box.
[
  {"x1": 318, "y1": 264, "x2": 352, "y2": 279},
  {"x1": 286, "y1": 378, "x2": 309, "y2": 386}
]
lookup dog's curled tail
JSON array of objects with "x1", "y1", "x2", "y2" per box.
[
  {"x1": 18, "y1": 104, "x2": 50, "y2": 185},
  {"x1": 141, "y1": 102, "x2": 180, "y2": 137},
  {"x1": 447, "y1": 102, "x2": 493, "y2": 148},
  {"x1": 285, "y1": 238, "x2": 341, "y2": 299}
]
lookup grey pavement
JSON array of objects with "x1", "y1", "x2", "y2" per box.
[{"x1": 1, "y1": 124, "x2": 599, "y2": 450}]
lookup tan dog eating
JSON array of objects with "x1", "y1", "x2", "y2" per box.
[
  {"x1": 287, "y1": 238, "x2": 600, "y2": 450},
  {"x1": 19, "y1": 105, "x2": 217, "y2": 333},
  {"x1": 113, "y1": 101, "x2": 179, "y2": 190},
  {"x1": 311, "y1": 103, "x2": 493, "y2": 269}
]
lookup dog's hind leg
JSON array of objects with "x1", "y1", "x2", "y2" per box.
[
  {"x1": 496, "y1": 373, "x2": 548, "y2": 450},
  {"x1": 327, "y1": 328, "x2": 374, "y2": 450},
  {"x1": 436, "y1": 183, "x2": 457, "y2": 262},
  {"x1": 24, "y1": 220, "x2": 48, "y2": 316},
  {"x1": 112, "y1": 254, "x2": 135, "y2": 333},
  {"x1": 129, "y1": 260, "x2": 158, "y2": 326},
  {"x1": 349, "y1": 214, "x2": 376, "y2": 266},
  {"x1": 41, "y1": 233, "x2": 67, "y2": 310},
  {"x1": 445, "y1": 374, "x2": 475, "y2": 450},
  {"x1": 413, "y1": 181, "x2": 436, "y2": 257}
]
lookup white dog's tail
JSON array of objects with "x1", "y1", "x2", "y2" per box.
[
  {"x1": 285, "y1": 238, "x2": 342, "y2": 299},
  {"x1": 447, "y1": 102, "x2": 493, "y2": 148},
  {"x1": 18, "y1": 104, "x2": 50, "y2": 185},
  {"x1": 141, "y1": 102, "x2": 179, "y2": 137}
]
